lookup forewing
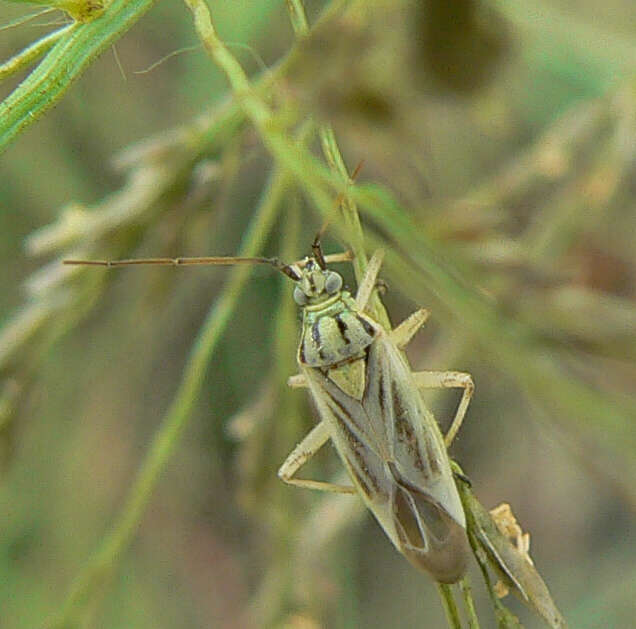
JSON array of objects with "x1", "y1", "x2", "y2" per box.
[
  {"x1": 302, "y1": 363, "x2": 393, "y2": 506},
  {"x1": 363, "y1": 334, "x2": 463, "y2": 522},
  {"x1": 363, "y1": 334, "x2": 468, "y2": 581}
]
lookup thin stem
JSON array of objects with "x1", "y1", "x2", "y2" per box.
[
  {"x1": 0, "y1": 24, "x2": 75, "y2": 82},
  {"x1": 460, "y1": 576, "x2": 481, "y2": 629},
  {"x1": 181, "y1": 0, "x2": 270, "y2": 127},
  {"x1": 283, "y1": 0, "x2": 389, "y2": 329},
  {"x1": 45, "y1": 163, "x2": 292, "y2": 629},
  {"x1": 317, "y1": 126, "x2": 391, "y2": 327},
  {"x1": 1, "y1": 0, "x2": 159, "y2": 153},
  {"x1": 181, "y1": 0, "x2": 341, "y2": 217},
  {"x1": 285, "y1": 0, "x2": 309, "y2": 34},
  {"x1": 438, "y1": 583, "x2": 463, "y2": 629},
  {"x1": 463, "y1": 503, "x2": 524, "y2": 629}
]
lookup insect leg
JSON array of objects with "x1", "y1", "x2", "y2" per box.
[
  {"x1": 389, "y1": 308, "x2": 430, "y2": 348},
  {"x1": 296, "y1": 251, "x2": 352, "y2": 268},
  {"x1": 354, "y1": 250, "x2": 385, "y2": 311},
  {"x1": 287, "y1": 374, "x2": 307, "y2": 388},
  {"x1": 412, "y1": 371, "x2": 474, "y2": 446},
  {"x1": 278, "y1": 421, "x2": 357, "y2": 494},
  {"x1": 323, "y1": 251, "x2": 353, "y2": 265}
]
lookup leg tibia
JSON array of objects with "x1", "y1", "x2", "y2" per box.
[
  {"x1": 389, "y1": 308, "x2": 430, "y2": 348},
  {"x1": 413, "y1": 370, "x2": 474, "y2": 446},
  {"x1": 278, "y1": 421, "x2": 356, "y2": 494},
  {"x1": 355, "y1": 250, "x2": 385, "y2": 311}
]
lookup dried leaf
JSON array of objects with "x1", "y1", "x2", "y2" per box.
[{"x1": 456, "y1": 474, "x2": 568, "y2": 629}]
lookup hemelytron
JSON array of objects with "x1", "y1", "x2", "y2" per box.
[{"x1": 64, "y1": 241, "x2": 474, "y2": 583}]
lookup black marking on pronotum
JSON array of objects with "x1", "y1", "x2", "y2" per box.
[
  {"x1": 356, "y1": 314, "x2": 375, "y2": 337},
  {"x1": 311, "y1": 321, "x2": 322, "y2": 347},
  {"x1": 334, "y1": 314, "x2": 350, "y2": 344},
  {"x1": 299, "y1": 343, "x2": 306, "y2": 364}
]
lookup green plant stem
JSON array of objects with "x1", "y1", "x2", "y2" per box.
[
  {"x1": 0, "y1": 0, "x2": 158, "y2": 153},
  {"x1": 0, "y1": 24, "x2": 75, "y2": 82},
  {"x1": 461, "y1": 482, "x2": 525, "y2": 629},
  {"x1": 45, "y1": 163, "x2": 292, "y2": 629},
  {"x1": 317, "y1": 126, "x2": 391, "y2": 318},
  {"x1": 282, "y1": 0, "x2": 389, "y2": 328},
  {"x1": 285, "y1": 0, "x2": 309, "y2": 34},
  {"x1": 438, "y1": 583, "x2": 463, "y2": 629},
  {"x1": 181, "y1": 0, "x2": 343, "y2": 207},
  {"x1": 460, "y1": 576, "x2": 481, "y2": 629},
  {"x1": 181, "y1": 0, "x2": 381, "y2": 312}
]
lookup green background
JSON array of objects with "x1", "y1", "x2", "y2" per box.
[{"x1": 1, "y1": 1, "x2": 635, "y2": 627}]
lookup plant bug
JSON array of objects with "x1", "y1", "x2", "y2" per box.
[{"x1": 64, "y1": 242, "x2": 474, "y2": 583}]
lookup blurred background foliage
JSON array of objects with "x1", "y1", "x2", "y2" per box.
[{"x1": 0, "y1": 0, "x2": 635, "y2": 627}]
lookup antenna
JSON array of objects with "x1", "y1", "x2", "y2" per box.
[
  {"x1": 63, "y1": 251, "x2": 352, "y2": 280},
  {"x1": 64, "y1": 157, "x2": 361, "y2": 278},
  {"x1": 63, "y1": 255, "x2": 302, "y2": 280}
]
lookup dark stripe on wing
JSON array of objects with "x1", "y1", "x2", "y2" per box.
[
  {"x1": 391, "y1": 379, "x2": 427, "y2": 474},
  {"x1": 377, "y1": 367, "x2": 386, "y2": 415},
  {"x1": 326, "y1": 402, "x2": 383, "y2": 497},
  {"x1": 425, "y1": 439, "x2": 441, "y2": 476},
  {"x1": 344, "y1": 456, "x2": 375, "y2": 500}
]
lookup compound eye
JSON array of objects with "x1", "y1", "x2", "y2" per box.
[
  {"x1": 324, "y1": 271, "x2": 343, "y2": 294},
  {"x1": 293, "y1": 286, "x2": 309, "y2": 305}
]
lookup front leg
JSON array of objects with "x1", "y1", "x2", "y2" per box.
[
  {"x1": 278, "y1": 421, "x2": 357, "y2": 494},
  {"x1": 389, "y1": 308, "x2": 430, "y2": 349},
  {"x1": 354, "y1": 250, "x2": 385, "y2": 311},
  {"x1": 413, "y1": 370, "x2": 474, "y2": 447}
]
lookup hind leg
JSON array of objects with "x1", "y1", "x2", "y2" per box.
[{"x1": 412, "y1": 371, "x2": 474, "y2": 446}]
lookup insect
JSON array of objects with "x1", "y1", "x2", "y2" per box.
[{"x1": 64, "y1": 240, "x2": 474, "y2": 583}]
